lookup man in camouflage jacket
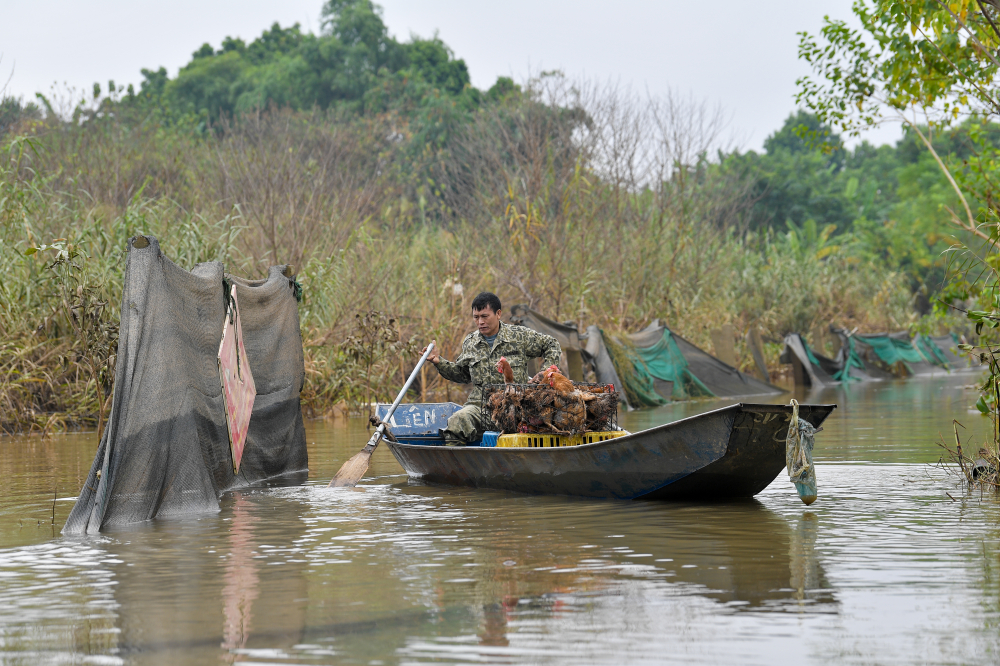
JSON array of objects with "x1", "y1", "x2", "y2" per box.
[{"x1": 422, "y1": 292, "x2": 562, "y2": 445}]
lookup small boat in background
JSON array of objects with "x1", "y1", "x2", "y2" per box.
[{"x1": 378, "y1": 402, "x2": 836, "y2": 501}]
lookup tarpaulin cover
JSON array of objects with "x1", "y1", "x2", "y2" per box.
[
  {"x1": 509, "y1": 306, "x2": 579, "y2": 360},
  {"x1": 64, "y1": 236, "x2": 308, "y2": 534},
  {"x1": 508, "y1": 305, "x2": 590, "y2": 381}
]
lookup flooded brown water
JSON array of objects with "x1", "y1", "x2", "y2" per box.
[{"x1": 2, "y1": 373, "x2": 1000, "y2": 665}]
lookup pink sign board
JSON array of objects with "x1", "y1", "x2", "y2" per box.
[{"x1": 218, "y1": 285, "x2": 256, "y2": 474}]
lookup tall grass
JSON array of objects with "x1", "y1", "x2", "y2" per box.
[{"x1": 0, "y1": 80, "x2": 927, "y2": 432}]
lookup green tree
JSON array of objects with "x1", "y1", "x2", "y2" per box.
[{"x1": 136, "y1": 0, "x2": 475, "y2": 122}]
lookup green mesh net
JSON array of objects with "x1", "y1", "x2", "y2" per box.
[
  {"x1": 857, "y1": 335, "x2": 925, "y2": 371},
  {"x1": 602, "y1": 327, "x2": 716, "y2": 407},
  {"x1": 831, "y1": 336, "x2": 864, "y2": 382},
  {"x1": 914, "y1": 334, "x2": 949, "y2": 368},
  {"x1": 802, "y1": 338, "x2": 822, "y2": 367},
  {"x1": 601, "y1": 330, "x2": 667, "y2": 408},
  {"x1": 636, "y1": 329, "x2": 714, "y2": 400}
]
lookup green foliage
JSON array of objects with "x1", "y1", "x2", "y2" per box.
[
  {"x1": 24, "y1": 240, "x2": 119, "y2": 437},
  {"x1": 795, "y1": 0, "x2": 1000, "y2": 473},
  {"x1": 796, "y1": 0, "x2": 998, "y2": 136},
  {"x1": 722, "y1": 110, "x2": 986, "y2": 303},
  {"x1": 124, "y1": 0, "x2": 477, "y2": 125},
  {"x1": 0, "y1": 97, "x2": 42, "y2": 137}
]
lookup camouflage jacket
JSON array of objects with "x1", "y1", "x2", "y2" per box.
[{"x1": 434, "y1": 322, "x2": 562, "y2": 405}]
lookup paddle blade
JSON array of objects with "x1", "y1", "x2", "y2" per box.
[{"x1": 328, "y1": 449, "x2": 373, "y2": 487}]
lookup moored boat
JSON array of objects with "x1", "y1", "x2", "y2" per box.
[{"x1": 379, "y1": 402, "x2": 836, "y2": 500}]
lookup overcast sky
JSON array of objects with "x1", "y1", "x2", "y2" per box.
[{"x1": 0, "y1": 0, "x2": 902, "y2": 151}]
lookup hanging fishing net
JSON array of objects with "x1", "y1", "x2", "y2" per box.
[
  {"x1": 600, "y1": 331, "x2": 668, "y2": 408},
  {"x1": 914, "y1": 333, "x2": 950, "y2": 368},
  {"x1": 63, "y1": 236, "x2": 308, "y2": 534},
  {"x1": 629, "y1": 322, "x2": 783, "y2": 402}
]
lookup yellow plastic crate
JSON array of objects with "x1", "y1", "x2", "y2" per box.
[{"x1": 496, "y1": 430, "x2": 628, "y2": 448}]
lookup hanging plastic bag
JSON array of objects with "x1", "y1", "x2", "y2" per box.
[{"x1": 786, "y1": 399, "x2": 818, "y2": 505}]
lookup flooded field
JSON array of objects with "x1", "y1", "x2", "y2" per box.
[{"x1": 2, "y1": 373, "x2": 1000, "y2": 665}]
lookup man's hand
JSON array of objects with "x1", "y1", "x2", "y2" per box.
[{"x1": 421, "y1": 340, "x2": 442, "y2": 364}]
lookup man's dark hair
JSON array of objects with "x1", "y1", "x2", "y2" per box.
[{"x1": 471, "y1": 291, "x2": 502, "y2": 314}]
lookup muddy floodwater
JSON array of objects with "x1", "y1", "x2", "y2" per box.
[{"x1": 3, "y1": 373, "x2": 1000, "y2": 665}]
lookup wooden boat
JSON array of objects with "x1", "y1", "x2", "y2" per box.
[{"x1": 378, "y1": 402, "x2": 836, "y2": 500}]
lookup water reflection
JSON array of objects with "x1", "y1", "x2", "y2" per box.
[
  {"x1": 6, "y1": 484, "x2": 835, "y2": 663},
  {"x1": 790, "y1": 512, "x2": 823, "y2": 606},
  {"x1": 290, "y1": 483, "x2": 838, "y2": 662},
  {"x1": 221, "y1": 494, "x2": 259, "y2": 657}
]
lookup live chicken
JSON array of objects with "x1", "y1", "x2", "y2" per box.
[{"x1": 485, "y1": 366, "x2": 618, "y2": 436}]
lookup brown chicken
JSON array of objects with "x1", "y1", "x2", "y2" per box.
[
  {"x1": 486, "y1": 364, "x2": 618, "y2": 435},
  {"x1": 540, "y1": 367, "x2": 591, "y2": 432},
  {"x1": 496, "y1": 357, "x2": 515, "y2": 384},
  {"x1": 543, "y1": 366, "x2": 575, "y2": 394}
]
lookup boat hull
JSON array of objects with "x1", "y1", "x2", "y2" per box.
[{"x1": 385, "y1": 403, "x2": 835, "y2": 500}]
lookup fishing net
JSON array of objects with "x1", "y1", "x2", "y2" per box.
[
  {"x1": 63, "y1": 235, "x2": 308, "y2": 534},
  {"x1": 933, "y1": 334, "x2": 971, "y2": 369},
  {"x1": 600, "y1": 331, "x2": 667, "y2": 408},
  {"x1": 914, "y1": 333, "x2": 950, "y2": 368},
  {"x1": 508, "y1": 305, "x2": 586, "y2": 380},
  {"x1": 830, "y1": 335, "x2": 865, "y2": 382},
  {"x1": 856, "y1": 334, "x2": 924, "y2": 367},
  {"x1": 482, "y1": 382, "x2": 619, "y2": 435},
  {"x1": 780, "y1": 333, "x2": 842, "y2": 387},
  {"x1": 633, "y1": 328, "x2": 714, "y2": 400},
  {"x1": 512, "y1": 307, "x2": 782, "y2": 409},
  {"x1": 785, "y1": 328, "x2": 973, "y2": 385},
  {"x1": 630, "y1": 323, "x2": 783, "y2": 401},
  {"x1": 853, "y1": 333, "x2": 941, "y2": 377}
]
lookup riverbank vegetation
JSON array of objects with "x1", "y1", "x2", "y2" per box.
[
  {"x1": 0, "y1": 0, "x2": 979, "y2": 433},
  {"x1": 795, "y1": 0, "x2": 1000, "y2": 487}
]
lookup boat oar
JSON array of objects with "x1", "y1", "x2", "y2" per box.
[{"x1": 328, "y1": 342, "x2": 435, "y2": 488}]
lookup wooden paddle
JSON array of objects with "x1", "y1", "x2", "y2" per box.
[{"x1": 328, "y1": 342, "x2": 435, "y2": 487}]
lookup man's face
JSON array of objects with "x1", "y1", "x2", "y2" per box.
[{"x1": 473, "y1": 306, "x2": 501, "y2": 337}]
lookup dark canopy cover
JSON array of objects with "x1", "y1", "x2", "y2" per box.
[{"x1": 64, "y1": 236, "x2": 308, "y2": 534}]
